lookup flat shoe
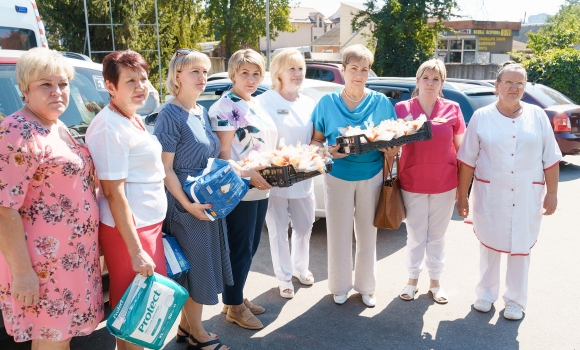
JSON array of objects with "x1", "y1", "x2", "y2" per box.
[
  {"x1": 222, "y1": 298, "x2": 265, "y2": 315},
  {"x1": 429, "y1": 287, "x2": 448, "y2": 304},
  {"x1": 279, "y1": 280, "x2": 294, "y2": 299},
  {"x1": 293, "y1": 269, "x2": 314, "y2": 285},
  {"x1": 225, "y1": 307, "x2": 263, "y2": 330},
  {"x1": 333, "y1": 294, "x2": 347, "y2": 305},
  {"x1": 399, "y1": 285, "x2": 419, "y2": 301},
  {"x1": 187, "y1": 334, "x2": 226, "y2": 350},
  {"x1": 504, "y1": 303, "x2": 523, "y2": 320},
  {"x1": 473, "y1": 299, "x2": 492, "y2": 313},
  {"x1": 362, "y1": 294, "x2": 376, "y2": 308}
]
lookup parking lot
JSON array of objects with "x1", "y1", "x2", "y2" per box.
[{"x1": 2, "y1": 156, "x2": 580, "y2": 349}]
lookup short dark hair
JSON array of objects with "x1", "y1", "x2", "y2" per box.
[{"x1": 102, "y1": 50, "x2": 149, "y2": 87}]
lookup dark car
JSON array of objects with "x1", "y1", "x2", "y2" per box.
[
  {"x1": 305, "y1": 62, "x2": 377, "y2": 85},
  {"x1": 365, "y1": 77, "x2": 497, "y2": 123},
  {"x1": 447, "y1": 78, "x2": 580, "y2": 156}
]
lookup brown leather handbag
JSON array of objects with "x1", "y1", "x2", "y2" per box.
[{"x1": 374, "y1": 155, "x2": 406, "y2": 229}]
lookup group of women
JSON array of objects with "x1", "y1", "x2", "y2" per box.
[{"x1": 0, "y1": 42, "x2": 560, "y2": 350}]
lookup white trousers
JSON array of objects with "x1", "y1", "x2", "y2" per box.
[
  {"x1": 265, "y1": 194, "x2": 315, "y2": 281},
  {"x1": 401, "y1": 188, "x2": 456, "y2": 280},
  {"x1": 325, "y1": 172, "x2": 382, "y2": 295},
  {"x1": 475, "y1": 244, "x2": 531, "y2": 310}
]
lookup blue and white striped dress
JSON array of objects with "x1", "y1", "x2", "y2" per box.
[{"x1": 154, "y1": 103, "x2": 233, "y2": 305}]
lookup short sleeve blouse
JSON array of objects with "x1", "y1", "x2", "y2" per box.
[
  {"x1": 85, "y1": 106, "x2": 167, "y2": 228},
  {"x1": 209, "y1": 91, "x2": 278, "y2": 201}
]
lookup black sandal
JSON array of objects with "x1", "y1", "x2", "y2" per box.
[
  {"x1": 176, "y1": 325, "x2": 190, "y2": 343},
  {"x1": 187, "y1": 334, "x2": 226, "y2": 350}
]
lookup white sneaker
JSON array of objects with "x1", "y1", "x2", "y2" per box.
[
  {"x1": 333, "y1": 294, "x2": 347, "y2": 305},
  {"x1": 362, "y1": 294, "x2": 376, "y2": 308},
  {"x1": 504, "y1": 303, "x2": 523, "y2": 320},
  {"x1": 473, "y1": 299, "x2": 492, "y2": 313}
]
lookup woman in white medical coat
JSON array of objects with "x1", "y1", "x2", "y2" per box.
[{"x1": 456, "y1": 61, "x2": 561, "y2": 321}]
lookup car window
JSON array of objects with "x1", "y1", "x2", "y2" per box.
[
  {"x1": 305, "y1": 68, "x2": 319, "y2": 80},
  {"x1": 371, "y1": 88, "x2": 411, "y2": 104},
  {"x1": 0, "y1": 64, "x2": 107, "y2": 140},
  {"x1": 198, "y1": 90, "x2": 225, "y2": 111},
  {"x1": 319, "y1": 69, "x2": 335, "y2": 82},
  {"x1": 464, "y1": 93, "x2": 497, "y2": 111},
  {"x1": 525, "y1": 84, "x2": 575, "y2": 106},
  {"x1": 0, "y1": 27, "x2": 37, "y2": 50}
]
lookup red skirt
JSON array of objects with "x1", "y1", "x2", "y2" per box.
[{"x1": 99, "y1": 221, "x2": 167, "y2": 308}]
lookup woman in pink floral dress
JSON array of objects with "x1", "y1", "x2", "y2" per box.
[{"x1": 0, "y1": 48, "x2": 104, "y2": 349}]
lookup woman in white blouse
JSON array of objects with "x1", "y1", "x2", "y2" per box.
[
  {"x1": 457, "y1": 61, "x2": 561, "y2": 321},
  {"x1": 86, "y1": 50, "x2": 167, "y2": 350},
  {"x1": 256, "y1": 49, "x2": 317, "y2": 299}
]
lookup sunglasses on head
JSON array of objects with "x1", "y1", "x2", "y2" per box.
[{"x1": 174, "y1": 48, "x2": 198, "y2": 57}]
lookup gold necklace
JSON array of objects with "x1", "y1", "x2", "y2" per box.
[{"x1": 342, "y1": 88, "x2": 367, "y2": 103}]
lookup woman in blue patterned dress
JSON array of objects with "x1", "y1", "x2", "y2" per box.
[{"x1": 153, "y1": 49, "x2": 237, "y2": 350}]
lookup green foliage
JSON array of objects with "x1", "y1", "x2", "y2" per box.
[
  {"x1": 527, "y1": 0, "x2": 580, "y2": 53},
  {"x1": 206, "y1": 0, "x2": 294, "y2": 62},
  {"x1": 37, "y1": 0, "x2": 208, "y2": 91},
  {"x1": 353, "y1": 0, "x2": 459, "y2": 77},
  {"x1": 511, "y1": 48, "x2": 580, "y2": 103}
]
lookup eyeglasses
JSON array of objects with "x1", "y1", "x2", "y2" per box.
[
  {"x1": 174, "y1": 48, "x2": 198, "y2": 57},
  {"x1": 499, "y1": 80, "x2": 525, "y2": 89}
]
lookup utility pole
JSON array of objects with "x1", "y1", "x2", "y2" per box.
[{"x1": 266, "y1": 0, "x2": 271, "y2": 70}]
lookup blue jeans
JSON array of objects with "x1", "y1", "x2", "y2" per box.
[{"x1": 222, "y1": 198, "x2": 268, "y2": 305}]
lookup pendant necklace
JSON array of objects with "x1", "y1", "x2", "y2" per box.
[
  {"x1": 109, "y1": 100, "x2": 145, "y2": 131},
  {"x1": 497, "y1": 103, "x2": 522, "y2": 118},
  {"x1": 342, "y1": 88, "x2": 367, "y2": 103}
]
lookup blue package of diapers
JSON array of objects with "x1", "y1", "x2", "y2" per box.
[
  {"x1": 182, "y1": 158, "x2": 250, "y2": 220},
  {"x1": 106, "y1": 273, "x2": 188, "y2": 349},
  {"x1": 163, "y1": 233, "x2": 191, "y2": 280}
]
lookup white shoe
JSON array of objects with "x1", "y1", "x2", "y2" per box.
[
  {"x1": 362, "y1": 294, "x2": 376, "y2": 308},
  {"x1": 473, "y1": 299, "x2": 492, "y2": 313},
  {"x1": 504, "y1": 303, "x2": 523, "y2": 320},
  {"x1": 333, "y1": 294, "x2": 347, "y2": 305},
  {"x1": 279, "y1": 280, "x2": 294, "y2": 299},
  {"x1": 293, "y1": 270, "x2": 314, "y2": 285}
]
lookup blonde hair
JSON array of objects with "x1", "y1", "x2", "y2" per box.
[
  {"x1": 166, "y1": 50, "x2": 211, "y2": 96},
  {"x1": 228, "y1": 49, "x2": 265, "y2": 82},
  {"x1": 270, "y1": 48, "x2": 305, "y2": 91},
  {"x1": 496, "y1": 61, "x2": 527, "y2": 82},
  {"x1": 16, "y1": 48, "x2": 74, "y2": 95},
  {"x1": 412, "y1": 59, "x2": 447, "y2": 98},
  {"x1": 341, "y1": 44, "x2": 374, "y2": 67}
]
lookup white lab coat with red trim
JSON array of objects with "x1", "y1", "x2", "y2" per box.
[{"x1": 457, "y1": 102, "x2": 562, "y2": 256}]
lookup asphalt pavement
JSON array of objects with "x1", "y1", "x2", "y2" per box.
[{"x1": 2, "y1": 156, "x2": 580, "y2": 349}]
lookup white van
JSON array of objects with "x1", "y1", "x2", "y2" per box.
[{"x1": 0, "y1": 0, "x2": 48, "y2": 50}]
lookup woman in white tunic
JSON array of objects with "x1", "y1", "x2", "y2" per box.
[
  {"x1": 456, "y1": 61, "x2": 561, "y2": 321},
  {"x1": 257, "y1": 48, "x2": 317, "y2": 299}
]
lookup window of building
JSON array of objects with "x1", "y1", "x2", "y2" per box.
[
  {"x1": 318, "y1": 17, "x2": 322, "y2": 27},
  {"x1": 313, "y1": 36, "x2": 318, "y2": 40},
  {"x1": 437, "y1": 38, "x2": 478, "y2": 64}
]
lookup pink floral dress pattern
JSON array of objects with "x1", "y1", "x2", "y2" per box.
[{"x1": 0, "y1": 112, "x2": 104, "y2": 342}]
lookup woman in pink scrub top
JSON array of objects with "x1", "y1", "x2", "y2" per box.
[{"x1": 394, "y1": 59, "x2": 465, "y2": 304}]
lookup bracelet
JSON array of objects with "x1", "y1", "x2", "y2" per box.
[{"x1": 311, "y1": 139, "x2": 324, "y2": 145}]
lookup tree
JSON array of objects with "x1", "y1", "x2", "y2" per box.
[
  {"x1": 527, "y1": 0, "x2": 580, "y2": 53},
  {"x1": 206, "y1": 0, "x2": 293, "y2": 63},
  {"x1": 37, "y1": 0, "x2": 208, "y2": 91},
  {"x1": 509, "y1": 0, "x2": 580, "y2": 103},
  {"x1": 352, "y1": 0, "x2": 459, "y2": 77}
]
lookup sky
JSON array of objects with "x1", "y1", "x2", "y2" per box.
[{"x1": 308, "y1": 0, "x2": 567, "y2": 22}]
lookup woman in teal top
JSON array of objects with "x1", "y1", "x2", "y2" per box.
[{"x1": 311, "y1": 44, "x2": 398, "y2": 308}]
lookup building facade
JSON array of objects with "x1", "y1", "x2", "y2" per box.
[{"x1": 435, "y1": 20, "x2": 521, "y2": 64}]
